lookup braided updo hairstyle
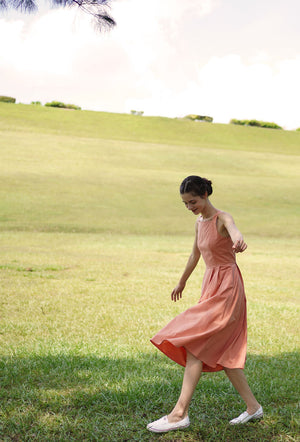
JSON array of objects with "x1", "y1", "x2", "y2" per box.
[{"x1": 180, "y1": 175, "x2": 213, "y2": 197}]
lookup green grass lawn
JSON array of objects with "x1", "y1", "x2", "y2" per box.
[{"x1": 0, "y1": 104, "x2": 299, "y2": 440}]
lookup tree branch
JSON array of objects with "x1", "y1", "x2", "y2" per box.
[{"x1": 0, "y1": 0, "x2": 116, "y2": 30}]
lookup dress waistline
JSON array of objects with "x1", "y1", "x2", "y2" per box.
[{"x1": 205, "y1": 263, "x2": 237, "y2": 270}]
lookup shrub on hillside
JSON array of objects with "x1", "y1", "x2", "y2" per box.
[
  {"x1": 0, "y1": 95, "x2": 16, "y2": 103},
  {"x1": 296, "y1": 128, "x2": 300, "y2": 132},
  {"x1": 131, "y1": 110, "x2": 144, "y2": 116},
  {"x1": 230, "y1": 119, "x2": 244, "y2": 126},
  {"x1": 45, "y1": 101, "x2": 81, "y2": 110},
  {"x1": 65, "y1": 104, "x2": 81, "y2": 110},
  {"x1": 31, "y1": 101, "x2": 42, "y2": 105},
  {"x1": 230, "y1": 118, "x2": 282, "y2": 129},
  {"x1": 185, "y1": 114, "x2": 213, "y2": 123}
]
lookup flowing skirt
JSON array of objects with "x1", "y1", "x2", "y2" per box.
[{"x1": 150, "y1": 264, "x2": 247, "y2": 372}]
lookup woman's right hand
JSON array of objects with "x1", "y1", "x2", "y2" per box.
[{"x1": 171, "y1": 282, "x2": 186, "y2": 302}]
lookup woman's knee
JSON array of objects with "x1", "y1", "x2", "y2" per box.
[
  {"x1": 224, "y1": 365, "x2": 242, "y2": 371},
  {"x1": 186, "y1": 350, "x2": 202, "y2": 365}
]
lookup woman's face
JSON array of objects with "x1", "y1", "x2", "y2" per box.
[{"x1": 181, "y1": 192, "x2": 206, "y2": 215}]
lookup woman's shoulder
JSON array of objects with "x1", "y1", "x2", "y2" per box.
[{"x1": 216, "y1": 210, "x2": 234, "y2": 222}]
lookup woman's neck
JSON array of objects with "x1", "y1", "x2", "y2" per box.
[{"x1": 201, "y1": 203, "x2": 218, "y2": 220}]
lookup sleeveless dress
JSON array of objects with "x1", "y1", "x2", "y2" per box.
[{"x1": 150, "y1": 211, "x2": 247, "y2": 372}]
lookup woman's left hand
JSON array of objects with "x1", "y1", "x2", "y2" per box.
[{"x1": 232, "y1": 238, "x2": 247, "y2": 253}]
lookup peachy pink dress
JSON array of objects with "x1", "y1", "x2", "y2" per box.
[{"x1": 150, "y1": 211, "x2": 247, "y2": 372}]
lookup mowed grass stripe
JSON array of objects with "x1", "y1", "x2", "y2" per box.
[{"x1": 0, "y1": 112, "x2": 299, "y2": 236}]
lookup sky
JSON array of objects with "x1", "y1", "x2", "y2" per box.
[{"x1": 0, "y1": 0, "x2": 300, "y2": 129}]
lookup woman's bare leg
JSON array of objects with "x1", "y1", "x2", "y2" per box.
[
  {"x1": 224, "y1": 368, "x2": 261, "y2": 414},
  {"x1": 167, "y1": 350, "x2": 203, "y2": 423}
]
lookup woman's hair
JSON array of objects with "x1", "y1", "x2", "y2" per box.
[{"x1": 180, "y1": 175, "x2": 213, "y2": 197}]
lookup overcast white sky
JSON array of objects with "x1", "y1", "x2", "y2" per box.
[{"x1": 1, "y1": 0, "x2": 300, "y2": 129}]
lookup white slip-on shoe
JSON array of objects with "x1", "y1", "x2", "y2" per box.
[
  {"x1": 229, "y1": 406, "x2": 263, "y2": 425},
  {"x1": 147, "y1": 415, "x2": 190, "y2": 433}
]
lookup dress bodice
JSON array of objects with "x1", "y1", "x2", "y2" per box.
[{"x1": 197, "y1": 212, "x2": 236, "y2": 268}]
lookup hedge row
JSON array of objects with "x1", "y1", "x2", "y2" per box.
[
  {"x1": 0, "y1": 97, "x2": 81, "y2": 110},
  {"x1": 45, "y1": 101, "x2": 81, "y2": 110},
  {"x1": 230, "y1": 119, "x2": 282, "y2": 130},
  {"x1": 0, "y1": 96, "x2": 16, "y2": 103},
  {"x1": 185, "y1": 114, "x2": 213, "y2": 123}
]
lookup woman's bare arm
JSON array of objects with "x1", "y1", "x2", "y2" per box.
[
  {"x1": 218, "y1": 212, "x2": 247, "y2": 253},
  {"x1": 171, "y1": 223, "x2": 201, "y2": 302}
]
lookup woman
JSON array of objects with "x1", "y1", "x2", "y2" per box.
[{"x1": 147, "y1": 175, "x2": 263, "y2": 433}]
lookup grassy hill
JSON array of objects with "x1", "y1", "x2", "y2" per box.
[
  {"x1": 1, "y1": 103, "x2": 300, "y2": 154},
  {"x1": 0, "y1": 103, "x2": 299, "y2": 236},
  {"x1": 0, "y1": 103, "x2": 299, "y2": 440}
]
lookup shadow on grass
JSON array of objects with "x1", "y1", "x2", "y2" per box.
[{"x1": 0, "y1": 351, "x2": 299, "y2": 441}]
